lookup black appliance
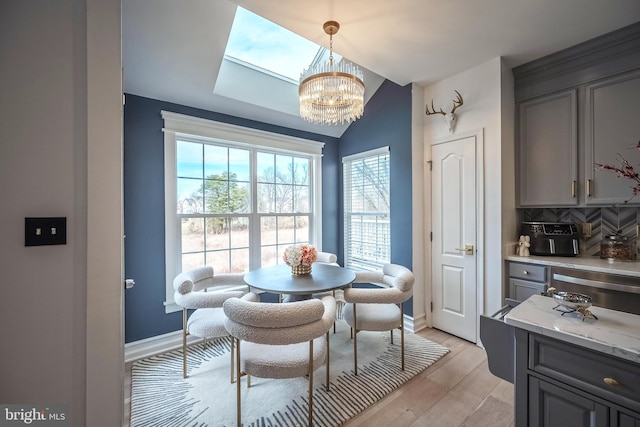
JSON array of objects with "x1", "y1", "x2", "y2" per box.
[{"x1": 521, "y1": 221, "x2": 579, "y2": 256}]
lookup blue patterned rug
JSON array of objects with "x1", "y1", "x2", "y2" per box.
[{"x1": 130, "y1": 321, "x2": 449, "y2": 426}]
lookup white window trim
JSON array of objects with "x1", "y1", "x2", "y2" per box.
[
  {"x1": 162, "y1": 111, "x2": 324, "y2": 313},
  {"x1": 342, "y1": 146, "x2": 390, "y2": 272}
]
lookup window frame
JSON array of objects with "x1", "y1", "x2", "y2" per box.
[
  {"x1": 342, "y1": 146, "x2": 391, "y2": 271},
  {"x1": 162, "y1": 111, "x2": 324, "y2": 313}
]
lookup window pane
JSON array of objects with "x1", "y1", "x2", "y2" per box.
[
  {"x1": 230, "y1": 217, "x2": 249, "y2": 248},
  {"x1": 294, "y1": 186, "x2": 309, "y2": 212},
  {"x1": 182, "y1": 252, "x2": 204, "y2": 272},
  {"x1": 206, "y1": 217, "x2": 229, "y2": 250},
  {"x1": 177, "y1": 178, "x2": 203, "y2": 214},
  {"x1": 261, "y1": 216, "x2": 277, "y2": 245},
  {"x1": 181, "y1": 218, "x2": 204, "y2": 252},
  {"x1": 228, "y1": 148, "x2": 250, "y2": 182},
  {"x1": 257, "y1": 183, "x2": 275, "y2": 213},
  {"x1": 257, "y1": 152, "x2": 274, "y2": 183},
  {"x1": 276, "y1": 155, "x2": 293, "y2": 184},
  {"x1": 261, "y1": 246, "x2": 277, "y2": 267},
  {"x1": 293, "y1": 157, "x2": 309, "y2": 185},
  {"x1": 230, "y1": 248, "x2": 250, "y2": 272},
  {"x1": 206, "y1": 250, "x2": 230, "y2": 272},
  {"x1": 204, "y1": 145, "x2": 228, "y2": 178},
  {"x1": 230, "y1": 182, "x2": 250, "y2": 213},
  {"x1": 295, "y1": 216, "x2": 309, "y2": 243},
  {"x1": 275, "y1": 184, "x2": 293, "y2": 212},
  {"x1": 204, "y1": 178, "x2": 229, "y2": 213},
  {"x1": 277, "y1": 216, "x2": 295, "y2": 244},
  {"x1": 177, "y1": 141, "x2": 202, "y2": 179}
]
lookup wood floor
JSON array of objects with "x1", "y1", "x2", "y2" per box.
[{"x1": 124, "y1": 327, "x2": 514, "y2": 427}]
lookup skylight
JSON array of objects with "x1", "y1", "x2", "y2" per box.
[{"x1": 225, "y1": 7, "x2": 324, "y2": 82}]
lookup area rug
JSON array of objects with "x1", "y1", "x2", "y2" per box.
[{"x1": 130, "y1": 321, "x2": 449, "y2": 426}]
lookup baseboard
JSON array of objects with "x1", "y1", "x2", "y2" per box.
[
  {"x1": 124, "y1": 330, "x2": 203, "y2": 363},
  {"x1": 126, "y1": 315, "x2": 419, "y2": 363},
  {"x1": 407, "y1": 313, "x2": 426, "y2": 333}
]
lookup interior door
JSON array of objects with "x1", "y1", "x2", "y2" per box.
[{"x1": 431, "y1": 135, "x2": 478, "y2": 342}]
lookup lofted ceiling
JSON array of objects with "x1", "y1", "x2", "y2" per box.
[{"x1": 123, "y1": 0, "x2": 640, "y2": 138}]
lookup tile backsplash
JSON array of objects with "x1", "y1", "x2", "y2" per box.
[{"x1": 517, "y1": 207, "x2": 640, "y2": 259}]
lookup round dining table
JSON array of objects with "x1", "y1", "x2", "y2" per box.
[{"x1": 243, "y1": 263, "x2": 356, "y2": 301}]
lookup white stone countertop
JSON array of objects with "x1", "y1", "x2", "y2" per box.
[
  {"x1": 506, "y1": 255, "x2": 640, "y2": 278},
  {"x1": 504, "y1": 295, "x2": 640, "y2": 363}
]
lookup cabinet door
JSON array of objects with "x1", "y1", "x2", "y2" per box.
[
  {"x1": 529, "y1": 377, "x2": 610, "y2": 427},
  {"x1": 585, "y1": 70, "x2": 640, "y2": 205},
  {"x1": 518, "y1": 90, "x2": 578, "y2": 206},
  {"x1": 510, "y1": 278, "x2": 545, "y2": 301},
  {"x1": 618, "y1": 410, "x2": 640, "y2": 427}
]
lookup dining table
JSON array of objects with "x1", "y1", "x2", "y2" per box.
[{"x1": 243, "y1": 263, "x2": 356, "y2": 301}]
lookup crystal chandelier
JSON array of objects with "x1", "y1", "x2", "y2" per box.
[{"x1": 299, "y1": 21, "x2": 365, "y2": 125}]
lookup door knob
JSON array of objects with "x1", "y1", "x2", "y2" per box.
[{"x1": 454, "y1": 244, "x2": 474, "y2": 255}]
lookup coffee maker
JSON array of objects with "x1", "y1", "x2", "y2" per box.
[{"x1": 521, "y1": 222, "x2": 579, "y2": 256}]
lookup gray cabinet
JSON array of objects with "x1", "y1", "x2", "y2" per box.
[
  {"x1": 508, "y1": 261, "x2": 548, "y2": 301},
  {"x1": 584, "y1": 70, "x2": 640, "y2": 205},
  {"x1": 515, "y1": 329, "x2": 640, "y2": 427},
  {"x1": 518, "y1": 90, "x2": 578, "y2": 206}
]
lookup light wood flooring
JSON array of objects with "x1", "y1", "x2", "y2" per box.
[{"x1": 124, "y1": 327, "x2": 514, "y2": 427}]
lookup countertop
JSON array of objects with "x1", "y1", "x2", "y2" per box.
[
  {"x1": 504, "y1": 295, "x2": 640, "y2": 363},
  {"x1": 506, "y1": 254, "x2": 640, "y2": 278}
]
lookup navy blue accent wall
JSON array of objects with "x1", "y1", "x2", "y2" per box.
[
  {"x1": 338, "y1": 81, "x2": 413, "y2": 315},
  {"x1": 123, "y1": 95, "x2": 339, "y2": 342}
]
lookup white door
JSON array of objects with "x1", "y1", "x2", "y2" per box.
[{"x1": 431, "y1": 135, "x2": 478, "y2": 342}]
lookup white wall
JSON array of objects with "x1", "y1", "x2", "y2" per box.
[
  {"x1": 0, "y1": 1, "x2": 123, "y2": 426},
  {"x1": 413, "y1": 57, "x2": 513, "y2": 325}
]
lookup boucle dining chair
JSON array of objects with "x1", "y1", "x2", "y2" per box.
[
  {"x1": 312, "y1": 251, "x2": 343, "y2": 332},
  {"x1": 342, "y1": 263, "x2": 414, "y2": 375},
  {"x1": 223, "y1": 293, "x2": 336, "y2": 427},
  {"x1": 173, "y1": 266, "x2": 252, "y2": 379}
]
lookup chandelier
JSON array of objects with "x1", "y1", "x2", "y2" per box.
[{"x1": 299, "y1": 21, "x2": 365, "y2": 125}]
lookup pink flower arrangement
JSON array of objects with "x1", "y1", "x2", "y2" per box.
[
  {"x1": 283, "y1": 244, "x2": 317, "y2": 267},
  {"x1": 596, "y1": 139, "x2": 640, "y2": 203}
]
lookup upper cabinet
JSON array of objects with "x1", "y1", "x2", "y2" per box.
[
  {"x1": 513, "y1": 22, "x2": 640, "y2": 207},
  {"x1": 584, "y1": 70, "x2": 640, "y2": 205},
  {"x1": 518, "y1": 90, "x2": 577, "y2": 206}
]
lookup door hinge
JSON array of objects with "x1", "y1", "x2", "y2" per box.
[
  {"x1": 430, "y1": 231, "x2": 433, "y2": 242},
  {"x1": 430, "y1": 301, "x2": 433, "y2": 312},
  {"x1": 427, "y1": 160, "x2": 432, "y2": 171}
]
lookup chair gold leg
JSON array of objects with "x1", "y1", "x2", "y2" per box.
[
  {"x1": 230, "y1": 335, "x2": 235, "y2": 383},
  {"x1": 325, "y1": 331, "x2": 330, "y2": 391},
  {"x1": 390, "y1": 329, "x2": 394, "y2": 345},
  {"x1": 401, "y1": 302, "x2": 405, "y2": 371},
  {"x1": 308, "y1": 339, "x2": 314, "y2": 427},
  {"x1": 235, "y1": 337, "x2": 241, "y2": 427},
  {"x1": 353, "y1": 303, "x2": 358, "y2": 376},
  {"x1": 182, "y1": 309, "x2": 188, "y2": 379}
]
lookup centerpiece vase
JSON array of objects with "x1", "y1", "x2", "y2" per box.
[{"x1": 291, "y1": 264, "x2": 312, "y2": 276}]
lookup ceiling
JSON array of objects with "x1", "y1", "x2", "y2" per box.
[{"x1": 123, "y1": 0, "x2": 640, "y2": 138}]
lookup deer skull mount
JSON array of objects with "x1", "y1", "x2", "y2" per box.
[{"x1": 425, "y1": 90, "x2": 464, "y2": 134}]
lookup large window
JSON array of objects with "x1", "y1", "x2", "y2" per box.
[
  {"x1": 163, "y1": 112, "x2": 323, "y2": 312},
  {"x1": 343, "y1": 147, "x2": 390, "y2": 270}
]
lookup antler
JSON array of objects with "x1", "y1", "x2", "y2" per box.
[
  {"x1": 450, "y1": 90, "x2": 464, "y2": 114},
  {"x1": 426, "y1": 90, "x2": 464, "y2": 116},
  {"x1": 425, "y1": 99, "x2": 446, "y2": 116}
]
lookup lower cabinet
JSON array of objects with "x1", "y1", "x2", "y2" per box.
[{"x1": 515, "y1": 329, "x2": 640, "y2": 427}]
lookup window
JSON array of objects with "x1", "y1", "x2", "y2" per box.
[
  {"x1": 343, "y1": 147, "x2": 390, "y2": 270},
  {"x1": 163, "y1": 112, "x2": 323, "y2": 312}
]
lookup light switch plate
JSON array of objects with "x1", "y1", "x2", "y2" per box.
[
  {"x1": 580, "y1": 222, "x2": 592, "y2": 237},
  {"x1": 25, "y1": 217, "x2": 67, "y2": 246}
]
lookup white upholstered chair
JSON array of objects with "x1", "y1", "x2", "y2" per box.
[
  {"x1": 173, "y1": 266, "x2": 250, "y2": 379},
  {"x1": 342, "y1": 263, "x2": 414, "y2": 375},
  {"x1": 315, "y1": 251, "x2": 339, "y2": 266},
  {"x1": 223, "y1": 293, "x2": 336, "y2": 427}
]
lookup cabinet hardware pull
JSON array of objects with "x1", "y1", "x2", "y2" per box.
[
  {"x1": 586, "y1": 179, "x2": 592, "y2": 197},
  {"x1": 522, "y1": 270, "x2": 529, "y2": 275},
  {"x1": 571, "y1": 180, "x2": 576, "y2": 198},
  {"x1": 603, "y1": 377, "x2": 619, "y2": 386}
]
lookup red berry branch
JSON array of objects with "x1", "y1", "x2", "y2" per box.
[{"x1": 595, "y1": 140, "x2": 640, "y2": 203}]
